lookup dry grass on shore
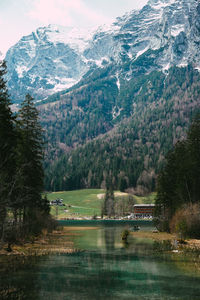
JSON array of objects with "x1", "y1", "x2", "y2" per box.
[
  {"x1": 0, "y1": 228, "x2": 79, "y2": 256},
  {"x1": 131, "y1": 231, "x2": 176, "y2": 241},
  {"x1": 131, "y1": 230, "x2": 200, "y2": 251}
]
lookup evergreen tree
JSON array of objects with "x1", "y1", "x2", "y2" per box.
[
  {"x1": 155, "y1": 114, "x2": 200, "y2": 231},
  {"x1": 0, "y1": 60, "x2": 16, "y2": 242},
  {"x1": 0, "y1": 74, "x2": 52, "y2": 246},
  {"x1": 187, "y1": 113, "x2": 200, "y2": 202},
  {"x1": 119, "y1": 177, "x2": 128, "y2": 192},
  {"x1": 102, "y1": 178, "x2": 115, "y2": 218},
  {"x1": 18, "y1": 94, "x2": 48, "y2": 233}
]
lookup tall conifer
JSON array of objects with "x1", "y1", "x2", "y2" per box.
[
  {"x1": 0, "y1": 60, "x2": 16, "y2": 241},
  {"x1": 18, "y1": 94, "x2": 47, "y2": 231}
]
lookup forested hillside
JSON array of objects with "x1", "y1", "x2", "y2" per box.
[
  {"x1": 42, "y1": 65, "x2": 200, "y2": 192},
  {"x1": 4, "y1": 0, "x2": 200, "y2": 194}
]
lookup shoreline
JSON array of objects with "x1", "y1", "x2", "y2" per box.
[
  {"x1": 131, "y1": 230, "x2": 200, "y2": 251},
  {"x1": 58, "y1": 216, "x2": 153, "y2": 220},
  {"x1": 0, "y1": 228, "x2": 78, "y2": 257},
  {"x1": 1, "y1": 223, "x2": 200, "y2": 257}
]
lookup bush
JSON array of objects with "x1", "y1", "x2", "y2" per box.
[
  {"x1": 3, "y1": 223, "x2": 21, "y2": 251},
  {"x1": 153, "y1": 240, "x2": 173, "y2": 252},
  {"x1": 170, "y1": 204, "x2": 200, "y2": 239},
  {"x1": 121, "y1": 229, "x2": 130, "y2": 241},
  {"x1": 22, "y1": 209, "x2": 57, "y2": 239}
]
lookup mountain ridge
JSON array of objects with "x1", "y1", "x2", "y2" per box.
[
  {"x1": 5, "y1": 0, "x2": 200, "y2": 103},
  {"x1": 42, "y1": 65, "x2": 200, "y2": 191},
  {"x1": 4, "y1": 0, "x2": 200, "y2": 192}
]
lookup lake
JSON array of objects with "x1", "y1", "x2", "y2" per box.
[{"x1": 1, "y1": 221, "x2": 200, "y2": 299}]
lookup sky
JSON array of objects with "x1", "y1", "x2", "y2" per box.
[{"x1": 0, "y1": 0, "x2": 148, "y2": 55}]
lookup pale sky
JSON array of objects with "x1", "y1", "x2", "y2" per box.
[{"x1": 0, "y1": 0, "x2": 148, "y2": 55}]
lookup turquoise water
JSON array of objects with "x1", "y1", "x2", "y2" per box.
[{"x1": 1, "y1": 221, "x2": 200, "y2": 299}]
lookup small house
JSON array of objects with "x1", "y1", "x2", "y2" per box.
[{"x1": 133, "y1": 204, "x2": 155, "y2": 219}]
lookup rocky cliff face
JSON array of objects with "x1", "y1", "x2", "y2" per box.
[
  {"x1": 5, "y1": 25, "x2": 95, "y2": 102},
  {"x1": 5, "y1": 0, "x2": 200, "y2": 102}
]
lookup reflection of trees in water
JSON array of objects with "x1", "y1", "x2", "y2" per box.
[
  {"x1": 0, "y1": 256, "x2": 40, "y2": 299},
  {"x1": 35, "y1": 252, "x2": 125, "y2": 300},
  {"x1": 104, "y1": 226, "x2": 116, "y2": 251},
  {"x1": 40, "y1": 251, "x2": 200, "y2": 300}
]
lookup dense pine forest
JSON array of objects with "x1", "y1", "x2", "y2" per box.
[
  {"x1": 41, "y1": 66, "x2": 200, "y2": 192},
  {"x1": 0, "y1": 61, "x2": 52, "y2": 250}
]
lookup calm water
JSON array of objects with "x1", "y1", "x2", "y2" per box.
[{"x1": 1, "y1": 221, "x2": 200, "y2": 299}]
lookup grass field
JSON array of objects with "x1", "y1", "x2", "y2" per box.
[
  {"x1": 47, "y1": 189, "x2": 156, "y2": 219},
  {"x1": 48, "y1": 189, "x2": 104, "y2": 219}
]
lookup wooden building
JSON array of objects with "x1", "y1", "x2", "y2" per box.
[{"x1": 133, "y1": 204, "x2": 155, "y2": 219}]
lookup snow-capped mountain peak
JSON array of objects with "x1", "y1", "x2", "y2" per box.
[
  {"x1": 38, "y1": 24, "x2": 95, "y2": 52},
  {"x1": 148, "y1": 0, "x2": 176, "y2": 7},
  {"x1": 5, "y1": 0, "x2": 200, "y2": 102}
]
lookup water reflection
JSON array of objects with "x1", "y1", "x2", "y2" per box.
[
  {"x1": 1, "y1": 223, "x2": 200, "y2": 299},
  {"x1": 104, "y1": 227, "x2": 116, "y2": 251},
  {"x1": 0, "y1": 256, "x2": 41, "y2": 299}
]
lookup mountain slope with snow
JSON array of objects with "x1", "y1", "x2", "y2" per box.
[
  {"x1": 5, "y1": 25, "x2": 97, "y2": 101},
  {"x1": 5, "y1": 0, "x2": 200, "y2": 102},
  {"x1": 4, "y1": 0, "x2": 200, "y2": 191}
]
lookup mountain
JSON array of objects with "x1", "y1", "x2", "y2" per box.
[
  {"x1": 5, "y1": 25, "x2": 95, "y2": 102},
  {"x1": 43, "y1": 65, "x2": 200, "y2": 192},
  {"x1": 5, "y1": 0, "x2": 200, "y2": 103},
  {"x1": 5, "y1": 0, "x2": 200, "y2": 192}
]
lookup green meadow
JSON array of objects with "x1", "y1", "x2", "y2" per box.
[
  {"x1": 47, "y1": 189, "x2": 104, "y2": 219},
  {"x1": 47, "y1": 189, "x2": 156, "y2": 219}
]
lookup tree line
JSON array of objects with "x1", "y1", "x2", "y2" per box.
[
  {"x1": 155, "y1": 113, "x2": 200, "y2": 238},
  {"x1": 0, "y1": 61, "x2": 52, "y2": 250}
]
